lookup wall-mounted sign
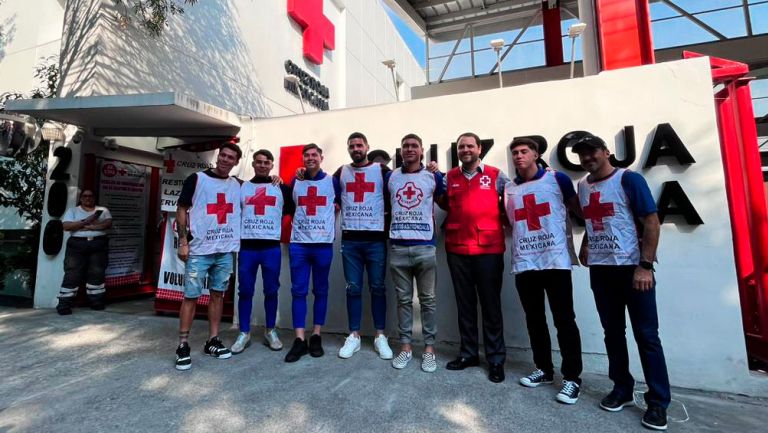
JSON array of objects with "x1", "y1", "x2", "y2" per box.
[
  {"x1": 287, "y1": 0, "x2": 335, "y2": 65},
  {"x1": 284, "y1": 60, "x2": 330, "y2": 111}
]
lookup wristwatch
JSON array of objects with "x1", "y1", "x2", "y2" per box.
[{"x1": 639, "y1": 260, "x2": 654, "y2": 271}]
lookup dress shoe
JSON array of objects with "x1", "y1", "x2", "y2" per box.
[
  {"x1": 488, "y1": 363, "x2": 505, "y2": 383},
  {"x1": 446, "y1": 356, "x2": 480, "y2": 370}
]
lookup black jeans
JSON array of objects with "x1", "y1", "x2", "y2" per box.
[
  {"x1": 590, "y1": 265, "x2": 671, "y2": 408},
  {"x1": 59, "y1": 236, "x2": 109, "y2": 300},
  {"x1": 446, "y1": 252, "x2": 506, "y2": 364},
  {"x1": 515, "y1": 269, "x2": 582, "y2": 383}
]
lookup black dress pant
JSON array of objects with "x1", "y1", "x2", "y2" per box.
[
  {"x1": 446, "y1": 252, "x2": 506, "y2": 364},
  {"x1": 515, "y1": 269, "x2": 583, "y2": 383}
]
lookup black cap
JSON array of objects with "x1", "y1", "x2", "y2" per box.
[
  {"x1": 368, "y1": 149, "x2": 391, "y2": 163},
  {"x1": 571, "y1": 134, "x2": 608, "y2": 153}
]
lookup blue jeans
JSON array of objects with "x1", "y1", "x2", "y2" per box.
[
  {"x1": 237, "y1": 245, "x2": 281, "y2": 332},
  {"x1": 342, "y1": 240, "x2": 387, "y2": 332},
  {"x1": 590, "y1": 265, "x2": 671, "y2": 408},
  {"x1": 184, "y1": 252, "x2": 233, "y2": 298},
  {"x1": 289, "y1": 243, "x2": 333, "y2": 329}
]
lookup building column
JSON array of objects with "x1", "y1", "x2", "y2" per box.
[
  {"x1": 542, "y1": 1, "x2": 564, "y2": 67},
  {"x1": 593, "y1": 0, "x2": 654, "y2": 70}
]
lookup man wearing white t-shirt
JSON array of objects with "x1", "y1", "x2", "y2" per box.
[{"x1": 57, "y1": 189, "x2": 113, "y2": 315}]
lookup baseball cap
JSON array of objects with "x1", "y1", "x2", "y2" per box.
[{"x1": 571, "y1": 134, "x2": 608, "y2": 153}]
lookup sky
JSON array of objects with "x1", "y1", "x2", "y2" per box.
[{"x1": 383, "y1": 0, "x2": 768, "y2": 118}]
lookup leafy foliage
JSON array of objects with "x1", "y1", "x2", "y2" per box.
[{"x1": 115, "y1": 0, "x2": 198, "y2": 37}]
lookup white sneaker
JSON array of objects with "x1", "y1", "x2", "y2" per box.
[
  {"x1": 374, "y1": 334, "x2": 393, "y2": 360},
  {"x1": 392, "y1": 351, "x2": 413, "y2": 369},
  {"x1": 263, "y1": 328, "x2": 283, "y2": 351},
  {"x1": 230, "y1": 332, "x2": 251, "y2": 355},
  {"x1": 338, "y1": 334, "x2": 361, "y2": 359},
  {"x1": 421, "y1": 352, "x2": 437, "y2": 373}
]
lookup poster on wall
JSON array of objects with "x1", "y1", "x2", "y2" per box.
[
  {"x1": 98, "y1": 160, "x2": 149, "y2": 287},
  {"x1": 160, "y1": 149, "x2": 216, "y2": 212},
  {"x1": 156, "y1": 215, "x2": 210, "y2": 305}
]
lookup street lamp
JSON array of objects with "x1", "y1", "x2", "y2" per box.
[
  {"x1": 568, "y1": 23, "x2": 587, "y2": 79},
  {"x1": 284, "y1": 74, "x2": 306, "y2": 114},
  {"x1": 382, "y1": 60, "x2": 399, "y2": 101},
  {"x1": 490, "y1": 39, "x2": 505, "y2": 89}
]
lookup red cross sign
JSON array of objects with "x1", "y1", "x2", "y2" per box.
[
  {"x1": 514, "y1": 194, "x2": 552, "y2": 231},
  {"x1": 207, "y1": 193, "x2": 234, "y2": 224},
  {"x1": 583, "y1": 192, "x2": 615, "y2": 232},
  {"x1": 246, "y1": 187, "x2": 277, "y2": 216},
  {"x1": 288, "y1": 0, "x2": 335, "y2": 65},
  {"x1": 346, "y1": 172, "x2": 375, "y2": 203},
  {"x1": 164, "y1": 157, "x2": 176, "y2": 174},
  {"x1": 298, "y1": 185, "x2": 327, "y2": 216}
]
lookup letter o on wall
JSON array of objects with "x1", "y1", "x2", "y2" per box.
[
  {"x1": 47, "y1": 182, "x2": 68, "y2": 217},
  {"x1": 42, "y1": 219, "x2": 64, "y2": 255}
]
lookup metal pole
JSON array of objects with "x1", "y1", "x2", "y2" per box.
[
  {"x1": 496, "y1": 50, "x2": 503, "y2": 88},
  {"x1": 297, "y1": 89, "x2": 306, "y2": 114},
  {"x1": 570, "y1": 36, "x2": 577, "y2": 78},
  {"x1": 389, "y1": 68, "x2": 399, "y2": 101},
  {"x1": 425, "y1": 33, "x2": 430, "y2": 84}
]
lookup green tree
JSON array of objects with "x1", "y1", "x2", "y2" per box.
[{"x1": 116, "y1": 0, "x2": 198, "y2": 37}]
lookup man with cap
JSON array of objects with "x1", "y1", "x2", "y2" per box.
[
  {"x1": 439, "y1": 131, "x2": 509, "y2": 383},
  {"x1": 504, "y1": 137, "x2": 584, "y2": 404},
  {"x1": 572, "y1": 134, "x2": 670, "y2": 430}
]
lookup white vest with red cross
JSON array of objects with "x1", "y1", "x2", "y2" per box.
[
  {"x1": 388, "y1": 168, "x2": 436, "y2": 241},
  {"x1": 188, "y1": 172, "x2": 241, "y2": 255},
  {"x1": 505, "y1": 170, "x2": 574, "y2": 273},
  {"x1": 577, "y1": 168, "x2": 641, "y2": 266},
  {"x1": 340, "y1": 163, "x2": 385, "y2": 231},
  {"x1": 291, "y1": 176, "x2": 336, "y2": 243},
  {"x1": 240, "y1": 182, "x2": 283, "y2": 241}
]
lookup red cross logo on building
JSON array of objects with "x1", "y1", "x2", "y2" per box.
[
  {"x1": 298, "y1": 185, "x2": 327, "y2": 216},
  {"x1": 346, "y1": 172, "x2": 375, "y2": 203},
  {"x1": 582, "y1": 192, "x2": 615, "y2": 232},
  {"x1": 288, "y1": 0, "x2": 335, "y2": 65},
  {"x1": 164, "y1": 157, "x2": 176, "y2": 174},
  {"x1": 207, "y1": 193, "x2": 234, "y2": 224},
  {"x1": 395, "y1": 182, "x2": 423, "y2": 210},
  {"x1": 246, "y1": 187, "x2": 277, "y2": 216},
  {"x1": 514, "y1": 194, "x2": 551, "y2": 231}
]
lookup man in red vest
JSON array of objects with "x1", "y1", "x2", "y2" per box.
[{"x1": 439, "y1": 132, "x2": 509, "y2": 383}]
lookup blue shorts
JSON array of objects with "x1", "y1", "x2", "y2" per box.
[{"x1": 183, "y1": 252, "x2": 234, "y2": 299}]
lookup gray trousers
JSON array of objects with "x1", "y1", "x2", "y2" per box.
[{"x1": 390, "y1": 244, "x2": 437, "y2": 346}]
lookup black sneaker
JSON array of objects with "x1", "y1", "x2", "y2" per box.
[
  {"x1": 642, "y1": 406, "x2": 668, "y2": 431},
  {"x1": 175, "y1": 343, "x2": 191, "y2": 371},
  {"x1": 284, "y1": 338, "x2": 308, "y2": 363},
  {"x1": 556, "y1": 380, "x2": 580, "y2": 404},
  {"x1": 56, "y1": 298, "x2": 73, "y2": 316},
  {"x1": 204, "y1": 337, "x2": 232, "y2": 359},
  {"x1": 308, "y1": 334, "x2": 324, "y2": 357},
  {"x1": 88, "y1": 295, "x2": 106, "y2": 311},
  {"x1": 600, "y1": 390, "x2": 635, "y2": 412},
  {"x1": 519, "y1": 368, "x2": 554, "y2": 387}
]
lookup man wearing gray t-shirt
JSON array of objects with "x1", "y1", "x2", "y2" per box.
[{"x1": 57, "y1": 189, "x2": 113, "y2": 315}]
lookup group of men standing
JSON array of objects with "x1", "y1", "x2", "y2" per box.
[{"x1": 171, "y1": 131, "x2": 671, "y2": 431}]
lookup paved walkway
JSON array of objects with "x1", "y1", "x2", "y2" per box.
[{"x1": 0, "y1": 306, "x2": 766, "y2": 433}]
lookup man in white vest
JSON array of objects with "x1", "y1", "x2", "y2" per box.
[
  {"x1": 284, "y1": 143, "x2": 340, "y2": 363},
  {"x1": 573, "y1": 134, "x2": 670, "y2": 431},
  {"x1": 503, "y1": 137, "x2": 583, "y2": 404},
  {"x1": 335, "y1": 132, "x2": 393, "y2": 360},
  {"x1": 386, "y1": 133, "x2": 445, "y2": 373},
  {"x1": 174, "y1": 142, "x2": 242, "y2": 371},
  {"x1": 231, "y1": 149, "x2": 294, "y2": 354}
]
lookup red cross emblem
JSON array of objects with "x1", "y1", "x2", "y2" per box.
[
  {"x1": 479, "y1": 175, "x2": 492, "y2": 188},
  {"x1": 207, "y1": 193, "x2": 234, "y2": 224},
  {"x1": 346, "y1": 172, "x2": 375, "y2": 203},
  {"x1": 514, "y1": 194, "x2": 552, "y2": 231},
  {"x1": 164, "y1": 157, "x2": 176, "y2": 174},
  {"x1": 298, "y1": 185, "x2": 327, "y2": 216},
  {"x1": 245, "y1": 187, "x2": 277, "y2": 216},
  {"x1": 288, "y1": 0, "x2": 335, "y2": 65},
  {"x1": 582, "y1": 192, "x2": 615, "y2": 232},
  {"x1": 395, "y1": 182, "x2": 424, "y2": 210}
]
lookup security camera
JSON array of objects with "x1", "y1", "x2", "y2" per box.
[{"x1": 103, "y1": 138, "x2": 118, "y2": 151}]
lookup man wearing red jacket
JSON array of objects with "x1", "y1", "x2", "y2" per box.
[{"x1": 439, "y1": 132, "x2": 509, "y2": 383}]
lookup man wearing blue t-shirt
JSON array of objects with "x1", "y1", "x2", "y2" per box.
[
  {"x1": 573, "y1": 134, "x2": 670, "y2": 431},
  {"x1": 386, "y1": 133, "x2": 446, "y2": 373}
]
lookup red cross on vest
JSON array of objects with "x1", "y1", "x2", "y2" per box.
[
  {"x1": 346, "y1": 172, "x2": 375, "y2": 203},
  {"x1": 514, "y1": 193, "x2": 552, "y2": 231},
  {"x1": 287, "y1": 0, "x2": 335, "y2": 65},
  {"x1": 207, "y1": 193, "x2": 234, "y2": 224},
  {"x1": 298, "y1": 185, "x2": 327, "y2": 216},
  {"x1": 246, "y1": 187, "x2": 277, "y2": 216},
  {"x1": 403, "y1": 185, "x2": 418, "y2": 200},
  {"x1": 583, "y1": 191, "x2": 615, "y2": 231},
  {"x1": 163, "y1": 157, "x2": 175, "y2": 174}
]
